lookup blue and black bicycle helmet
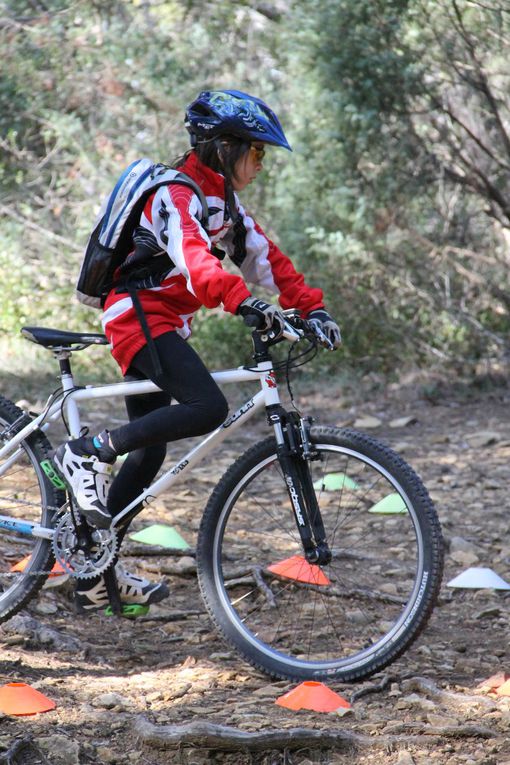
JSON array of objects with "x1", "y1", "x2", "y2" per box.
[{"x1": 185, "y1": 89, "x2": 291, "y2": 151}]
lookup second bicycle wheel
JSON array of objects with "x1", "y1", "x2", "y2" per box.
[
  {"x1": 197, "y1": 426, "x2": 443, "y2": 682},
  {"x1": 0, "y1": 395, "x2": 65, "y2": 622}
]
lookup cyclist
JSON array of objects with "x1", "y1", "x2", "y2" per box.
[{"x1": 54, "y1": 89, "x2": 341, "y2": 613}]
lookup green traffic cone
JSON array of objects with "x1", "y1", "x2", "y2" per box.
[
  {"x1": 313, "y1": 472, "x2": 359, "y2": 491},
  {"x1": 368, "y1": 493, "x2": 407, "y2": 514},
  {"x1": 129, "y1": 524, "x2": 190, "y2": 549}
]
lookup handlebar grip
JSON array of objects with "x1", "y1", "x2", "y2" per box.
[{"x1": 243, "y1": 314, "x2": 264, "y2": 329}]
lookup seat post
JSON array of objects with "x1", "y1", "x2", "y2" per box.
[
  {"x1": 53, "y1": 350, "x2": 75, "y2": 390},
  {"x1": 54, "y1": 349, "x2": 82, "y2": 437}
]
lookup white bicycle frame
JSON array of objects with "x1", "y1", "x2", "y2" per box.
[{"x1": 0, "y1": 353, "x2": 290, "y2": 541}]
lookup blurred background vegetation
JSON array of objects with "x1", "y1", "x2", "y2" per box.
[{"x1": 1, "y1": 0, "x2": 510, "y2": 392}]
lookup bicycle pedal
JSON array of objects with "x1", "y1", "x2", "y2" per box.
[{"x1": 103, "y1": 603, "x2": 150, "y2": 618}]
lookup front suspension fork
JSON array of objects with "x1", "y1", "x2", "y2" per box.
[{"x1": 271, "y1": 409, "x2": 332, "y2": 566}]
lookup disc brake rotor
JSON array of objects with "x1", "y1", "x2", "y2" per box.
[{"x1": 52, "y1": 511, "x2": 118, "y2": 579}]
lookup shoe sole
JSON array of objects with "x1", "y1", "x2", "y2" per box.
[
  {"x1": 75, "y1": 583, "x2": 170, "y2": 614},
  {"x1": 52, "y1": 447, "x2": 112, "y2": 530}
]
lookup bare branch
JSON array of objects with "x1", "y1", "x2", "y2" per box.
[
  {"x1": 466, "y1": 0, "x2": 510, "y2": 13},
  {"x1": 451, "y1": 0, "x2": 510, "y2": 156},
  {"x1": 0, "y1": 203, "x2": 78, "y2": 250},
  {"x1": 441, "y1": 103, "x2": 510, "y2": 172}
]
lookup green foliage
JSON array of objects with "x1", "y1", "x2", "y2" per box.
[
  {"x1": 190, "y1": 309, "x2": 251, "y2": 369},
  {"x1": 273, "y1": 0, "x2": 510, "y2": 373},
  {"x1": 1, "y1": 0, "x2": 510, "y2": 383}
]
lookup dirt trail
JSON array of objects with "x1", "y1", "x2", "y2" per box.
[{"x1": 1, "y1": 381, "x2": 509, "y2": 764}]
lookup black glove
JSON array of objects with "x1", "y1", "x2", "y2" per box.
[
  {"x1": 238, "y1": 297, "x2": 285, "y2": 338},
  {"x1": 307, "y1": 308, "x2": 342, "y2": 349}
]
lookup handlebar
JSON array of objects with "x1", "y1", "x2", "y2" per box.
[{"x1": 242, "y1": 310, "x2": 334, "y2": 351}]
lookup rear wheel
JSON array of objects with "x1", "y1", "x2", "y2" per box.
[
  {"x1": 0, "y1": 396, "x2": 65, "y2": 622},
  {"x1": 197, "y1": 426, "x2": 443, "y2": 682}
]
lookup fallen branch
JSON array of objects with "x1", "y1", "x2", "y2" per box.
[
  {"x1": 350, "y1": 673, "x2": 401, "y2": 702},
  {"x1": 134, "y1": 718, "x2": 361, "y2": 752},
  {"x1": 138, "y1": 609, "x2": 203, "y2": 623},
  {"x1": 383, "y1": 722, "x2": 497, "y2": 739},
  {"x1": 402, "y1": 676, "x2": 497, "y2": 709},
  {"x1": 225, "y1": 570, "x2": 404, "y2": 605},
  {"x1": 133, "y1": 717, "x2": 499, "y2": 752},
  {"x1": 124, "y1": 545, "x2": 196, "y2": 558},
  {"x1": 252, "y1": 566, "x2": 276, "y2": 607}
]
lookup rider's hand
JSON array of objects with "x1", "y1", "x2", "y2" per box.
[
  {"x1": 238, "y1": 297, "x2": 285, "y2": 338},
  {"x1": 307, "y1": 308, "x2": 342, "y2": 349}
]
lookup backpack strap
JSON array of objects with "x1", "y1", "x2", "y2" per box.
[
  {"x1": 117, "y1": 171, "x2": 210, "y2": 383},
  {"x1": 127, "y1": 282, "x2": 164, "y2": 382}
]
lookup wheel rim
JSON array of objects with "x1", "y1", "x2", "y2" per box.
[
  {"x1": 0, "y1": 422, "x2": 55, "y2": 609},
  {"x1": 210, "y1": 442, "x2": 432, "y2": 676}
]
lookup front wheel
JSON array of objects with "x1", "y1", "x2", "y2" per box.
[{"x1": 197, "y1": 426, "x2": 443, "y2": 682}]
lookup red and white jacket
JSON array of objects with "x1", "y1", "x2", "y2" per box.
[{"x1": 102, "y1": 151, "x2": 324, "y2": 373}]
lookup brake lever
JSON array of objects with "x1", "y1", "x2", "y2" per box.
[
  {"x1": 261, "y1": 319, "x2": 302, "y2": 344},
  {"x1": 308, "y1": 322, "x2": 334, "y2": 351}
]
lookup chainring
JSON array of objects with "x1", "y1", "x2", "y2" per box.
[{"x1": 52, "y1": 510, "x2": 118, "y2": 579}]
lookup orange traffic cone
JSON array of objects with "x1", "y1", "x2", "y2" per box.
[
  {"x1": 11, "y1": 556, "x2": 67, "y2": 578},
  {"x1": 267, "y1": 555, "x2": 330, "y2": 586},
  {"x1": 476, "y1": 672, "x2": 510, "y2": 693},
  {"x1": 0, "y1": 682, "x2": 56, "y2": 715},
  {"x1": 497, "y1": 680, "x2": 510, "y2": 697},
  {"x1": 275, "y1": 681, "x2": 350, "y2": 713}
]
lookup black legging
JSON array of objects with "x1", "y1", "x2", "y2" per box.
[{"x1": 107, "y1": 331, "x2": 228, "y2": 523}]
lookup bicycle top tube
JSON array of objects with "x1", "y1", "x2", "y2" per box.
[{"x1": 71, "y1": 366, "x2": 266, "y2": 403}]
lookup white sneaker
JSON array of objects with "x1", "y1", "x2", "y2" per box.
[
  {"x1": 75, "y1": 563, "x2": 170, "y2": 612},
  {"x1": 54, "y1": 441, "x2": 113, "y2": 529},
  {"x1": 116, "y1": 563, "x2": 170, "y2": 604}
]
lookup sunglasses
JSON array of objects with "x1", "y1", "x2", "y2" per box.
[{"x1": 249, "y1": 144, "x2": 266, "y2": 162}]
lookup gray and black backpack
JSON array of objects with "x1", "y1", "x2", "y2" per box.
[{"x1": 76, "y1": 158, "x2": 209, "y2": 309}]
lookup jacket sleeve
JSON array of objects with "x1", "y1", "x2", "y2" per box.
[
  {"x1": 221, "y1": 198, "x2": 324, "y2": 316},
  {"x1": 146, "y1": 184, "x2": 251, "y2": 314}
]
